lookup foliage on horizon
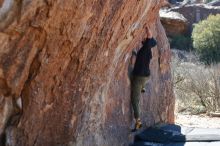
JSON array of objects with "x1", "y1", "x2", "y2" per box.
[{"x1": 192, "y1": 14, "x2": 220, "y2": 65}]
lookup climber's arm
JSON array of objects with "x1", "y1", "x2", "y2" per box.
[
  {"x1": 146, "y1": 27, "x2": 153, "y2": 39},
  {"x1": 131, "y1": 49, "x2": 137, "y2": 66}
]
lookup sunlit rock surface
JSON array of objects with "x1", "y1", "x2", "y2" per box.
[
  {"x1": 0, "y1": 0, "x2": 174, "y2": 145},
  {"x1": 160, "y1": 9, "x2": 188, "y2": 36}
]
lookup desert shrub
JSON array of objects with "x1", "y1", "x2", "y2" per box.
[
  {"x1": 171, "y1": 51, "x2": 220, "y2": 114},
  {"x1": 192, "y1": 14, "x2": 220, "y2": 64}
]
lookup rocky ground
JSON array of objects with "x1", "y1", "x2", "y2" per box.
[{"x1": 175, "y1": 113, "x2": 220, "y2": 128}]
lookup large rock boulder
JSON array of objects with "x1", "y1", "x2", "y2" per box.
[
  {"x1": 160, "y1": 10, "x2": 189, "y2": 37},
  {"x1": 0, "y1": 0, "x2": 175, "y2": 146},
  {"x1": 170, "y1": 4, "x2": 220, "y2": 33},
  {"x1": 207, "y1": 0, "x2": 220, "y2": 6}
]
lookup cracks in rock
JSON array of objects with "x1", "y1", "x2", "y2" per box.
[
  {"x1": 0, "y1": 78, "x2": 11, "y2": 98},
  {"x1": 0, "y1": 93, "x2": 24, "y2": 146},
  {"x1": 0, "y1": 0, "x2": 174, "y2": 145},
  {"x1": 0, "y1": 0, "x2": 23, "y2": 31},
  {"x1": 0, "y1": 26, "x2": 47, "y2": 146},
  {"x1": 20, "y1": 26, "x2": 47, "y2": 111},
  {"x1": 31, "y1": 2, "x2": 51, "y2": 28},
  {"x1": 20, "y1": 52, "x2": 41, "y2": 111},
  {"x1": 32, "y1": 122, "x2": 47, "y2": 146},
  {"x1": 9, "y1": 27, "x2": 47, "y2": 146},
  {"x1": 69, "y1": 35, "x2": 92, "y2": 77},
  {"x1": 0, "y1": 0, "x2": 4, "y2": 8},
  {"x1": 43, "y1": 0, "x2": 53, "y2": 7}
]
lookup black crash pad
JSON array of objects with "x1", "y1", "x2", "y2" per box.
[
  {"x1": 134, "y1": 124, "x2": 220, "y2": 143},
  {"x1": 131, "y1": 141, "x2": 220, "y2": 146}
]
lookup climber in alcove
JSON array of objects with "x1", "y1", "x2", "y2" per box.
[{"x1": 130, "y1": 28, "x2": 157, "y2": 132}]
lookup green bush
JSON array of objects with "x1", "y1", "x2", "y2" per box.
[
  {"x1": 192, "y1": 14, "x2": 220, "y2": 64},
  {"x1": 170, "y1": 35, "x2": 192, "y2": 51}
]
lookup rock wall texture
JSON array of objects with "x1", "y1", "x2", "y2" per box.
[{"x1": 0, "y1": 0, "x2": 174, "y2": 146}]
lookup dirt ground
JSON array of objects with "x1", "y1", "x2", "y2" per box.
[{"x1": 175, "y1": 113, "x2": 220, "y2": 128}]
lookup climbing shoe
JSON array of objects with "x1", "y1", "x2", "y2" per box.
[
  {"x1": 131, "y1": 120, "x2": 142, "y2": 132},
  {"x1": 141, "y1": 88, "x2": 146, "y2": 93}
]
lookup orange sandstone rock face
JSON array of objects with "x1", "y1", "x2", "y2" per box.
[{"x1": 0, "y1": 0, "x2": 174, "y2": 146}]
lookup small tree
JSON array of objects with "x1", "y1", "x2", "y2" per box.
[{"x1": 192, "y1": 14, "x2": 220, "y2": 64}]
